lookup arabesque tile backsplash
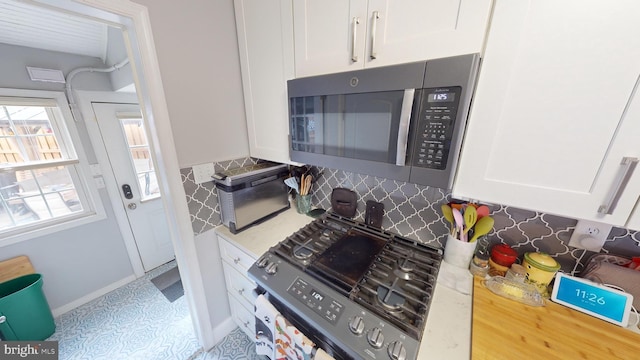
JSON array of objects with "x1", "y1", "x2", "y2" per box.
[{"x1": 181, "y1": 158, "x2": 640, "y2": 274}]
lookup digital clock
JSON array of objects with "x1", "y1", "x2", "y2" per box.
[{"x1": 551, "y1": 272, "x2": 634, "y2": 327}]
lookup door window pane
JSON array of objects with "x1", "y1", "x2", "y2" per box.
[{"x1": 120, "y1": 117, "x2": 159, "y2": 200}]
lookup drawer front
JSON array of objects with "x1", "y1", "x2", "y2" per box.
[
  {"x1": 222, "y1": 262, "x2": 257, "y2": 307},
  {"x1": 218, "y1": 236, "x2": 256, "y2": 273},
  {"x1": 229, "y1": 297, "x2": 255, "y2": 339}
]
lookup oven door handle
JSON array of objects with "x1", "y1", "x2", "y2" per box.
[{"x1": 396, "y1": 89, "x2": 416, "y2": 166}]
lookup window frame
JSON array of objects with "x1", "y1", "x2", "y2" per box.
[{"x1": 0, "y1": 88, "x2": 105, "y2": 247}]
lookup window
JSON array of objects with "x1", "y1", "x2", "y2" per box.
[
  {"x1": 118, "y1": 114, "x2": 160, "y2": 201},
  {"x1": 0, "y1": 94, "x2": 97, "y2": 237}
]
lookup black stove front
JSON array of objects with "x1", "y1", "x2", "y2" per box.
[{"x1": 249, "y1": 212, "x2": 442, "y2": 360}]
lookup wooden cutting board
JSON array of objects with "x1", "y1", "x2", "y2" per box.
[
  {"x1": 472, "y1": 277, "x2": 640, "y2": 359},
  {"x1": 0, "y1": 255, "x2": 35, "y2": 283}
]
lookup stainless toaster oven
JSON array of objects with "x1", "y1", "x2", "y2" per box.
[{"x1": 212, "y1": 162, "x2": 289, "y2": 233}]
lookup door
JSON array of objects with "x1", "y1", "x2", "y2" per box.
[{"x1": 92, "y1": 103, "x2": 174, "y2": 271}]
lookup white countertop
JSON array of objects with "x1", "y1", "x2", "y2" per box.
[{"x1": 215, "y1": 207, "x2": 472, "y2": 360}]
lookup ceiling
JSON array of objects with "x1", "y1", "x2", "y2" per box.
[{"x1": 0, "y1": 0, "x2": 109, "y2": 61}]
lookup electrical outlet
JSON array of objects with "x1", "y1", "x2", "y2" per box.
[
  {"x1": 568, "y1": 220, "x2": 613, "y2": 252},
  {"x1": 192, "y1": 163, "x2": 215, "y2": 184}
]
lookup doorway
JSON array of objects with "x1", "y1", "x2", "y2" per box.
[
  {"x1": 92, "y1": 102, "x2": 174, "y2": 271},
  {"x1": 3, "y1": 0, "x2": 213, "y2": 349}
]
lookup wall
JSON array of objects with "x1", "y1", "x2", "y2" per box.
[
  {"x1": 133, "y1": 0, "x2": 250, "y2": 168},
  {"x1": 182, "y1": 161, "x2": 640, "y2": 275},
  {"x1": 0, "y1": 43, "x2": 135, "y2": 311}
]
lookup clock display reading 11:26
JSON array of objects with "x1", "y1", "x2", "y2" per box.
[{"x1": 551, "y1": 272, "x2": 634, "y2": 327}]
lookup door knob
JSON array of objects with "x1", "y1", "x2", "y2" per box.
[{"x1": 127, "y1": 203, "x2": 137, "y2": 210}]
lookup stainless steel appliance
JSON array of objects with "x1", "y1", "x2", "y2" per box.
[
  {"x1": 288, "y1": 54, "x2": 480, "y2": 189},
  {"x1": 213, "y1": 162, "x2": 289, "y2": 233},
  {"x1": 248, "y1": 212, "x2": 442, "y2": 360}
]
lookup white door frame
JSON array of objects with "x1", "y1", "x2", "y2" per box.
[{"x1": 35, "y1": 0, "x2": 215, "y2": 350}]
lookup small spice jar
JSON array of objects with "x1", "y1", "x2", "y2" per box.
[
  {"x1": 469, "y1": 237, "x2": 490, "y2": 277},
  {"x1": 489, "y1": 244, "x2": 518, "y2": 276}
]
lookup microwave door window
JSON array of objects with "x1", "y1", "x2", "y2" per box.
[
  {"x1": 290, "y1": 92, "x2": 403, "y2": 163},
  {"x1": 344, "y1": 93, "x2": 400, "y2": 163},
  {"x1": 290, "y1": 96, "x2": 323, "y2": 154}
]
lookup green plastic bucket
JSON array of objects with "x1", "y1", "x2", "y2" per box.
[{"x1": 0, "y1": 273, "x2": 55, "y2": 340}]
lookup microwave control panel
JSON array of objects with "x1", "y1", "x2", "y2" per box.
[{"x1": 412, "y1": 86, "x2": 462, "y2": 170}]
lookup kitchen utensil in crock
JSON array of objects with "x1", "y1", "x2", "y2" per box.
[
  {"x1": 452, "y1": 208, "x2": 465, "y2": 240},
  {"x1": 441, "y1": 204, "x2": 455, "y2": 235},
  {"x1": 476, "y1": 205, "x2": 490, "y2": 219},
  {"x1": 331, "y1": 188, "x2": 357, "y2": 218},
  {"x1": 284, "y1": 177, "x2": 299, "y2": 193},
  {"x1": 463, "y1": 205, "x2": 477, "y2": 237},
  {"x1": 523, "y1": 252, "x2": 560, "y2": 296},
  {"x1": 469, "y1": 216, "x2": 494, "y2": 243}
]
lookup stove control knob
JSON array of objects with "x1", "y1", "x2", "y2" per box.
[
  {"x1": 367, "y1": 327, "x2": 384, "y2": 349},
  {"x1": 348, "y1": 316, "x2": 365, "y2": 335},
  {"x1": 387, "y1": 341, "x2": 407, "y2": 360},
  {"x1": 256, "y1": 256, "x2": 269, "y2": 268},
  {"x1": 265, "y1": 262, "x2": 278, "y2": 275}
]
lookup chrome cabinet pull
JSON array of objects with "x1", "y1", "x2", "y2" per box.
[
  {"x1": 238, "y1": 288, "x2": 245, "y2": 296},
  {"x1": 351, "y1": 17, "x2": 360, "y2": 62},
  {"x1": 233, "y1": 257, "x2": 241, "y2": 264},
  {"x1": 598, "y1": 157, "x2": 639, "y2": 214},
  {"x1": 243, "y1": 321, "x2": 250, "y2": 328},
  {"x1": 395, "y1": 89, "x2": 416, "y2": 166},
  {"x1": 370, "y1": 11, "x2": 380, "y2": 59}
]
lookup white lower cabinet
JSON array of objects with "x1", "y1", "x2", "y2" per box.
[{"x1": 218, "y1": 235, "x2": 258, "y2": 336}]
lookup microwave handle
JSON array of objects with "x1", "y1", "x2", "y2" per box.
[{"x1": 396, "y1": 89, "x2": 415, "y2": 166}]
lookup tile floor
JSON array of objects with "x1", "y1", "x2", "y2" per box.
[{"x1": 47, "y1": 261, "x2": 261, "y2": 360}]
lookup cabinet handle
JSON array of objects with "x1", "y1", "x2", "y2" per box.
[
  {"x1": 598, "y1": 157, "x2": 639, "y2": 214},
  {"x1": 370, "y1": 11, "x2": 380, "y2": 60},
  {"x1": 233, "y1": 257, "x2": 241, "y2": 264},
  {"x1": 351, "y1": 17, "x2": 360, "y2": 62},
  {"x1": 243, "y1": 321, "x2": 250, "y2": 328},
  {"x1": 238, "y1": 288, "x2": 245, "y2": 296}
]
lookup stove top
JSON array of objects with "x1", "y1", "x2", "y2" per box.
[{"x1": 249, "y1": 212, "x2": 442, "y2": 360}]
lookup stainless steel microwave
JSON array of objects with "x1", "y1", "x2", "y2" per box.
[{"x1": 287, "y1": 53, "x2": 480, "y2": 189}]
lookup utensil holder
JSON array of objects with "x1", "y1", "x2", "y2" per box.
[
  {"x1": 443, "y1": 234, "x2": 477, "y2": 269},
  {"x1": 296, "y1": 194, "x2": 312, "y2": 214}
]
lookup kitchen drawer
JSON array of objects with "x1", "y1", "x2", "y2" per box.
[
  {"x1": 222, "y1": 262, "x2": 257, "y2": 307},
  {"x1": 229, "y1": 295, "x2": 255, "y2": 339},
  {"x1": 218, "y1": 235, "x2": 256, "y2": 273}
]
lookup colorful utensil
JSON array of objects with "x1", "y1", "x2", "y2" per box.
[
  {"x1": 452, "y1": 208, "x2": 465, "y2": 240},
  {"x1": 441, "y1": 204, "x2": 455, "y2": 235},
  {"x1": 469, "y1": 216, "x2": 494, "y2": 243},
  {"x1": 463, "y1": 205, "x2": 477, "y2": 240}
]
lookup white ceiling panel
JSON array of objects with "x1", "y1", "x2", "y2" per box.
[{"x1": 0, "y1": 0, "x2": 108, "y2": 61}]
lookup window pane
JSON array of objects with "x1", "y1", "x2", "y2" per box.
[
  {"x1": 0, "y1": 166, "x2": 82, "y2": 229},
  {"x1": 120, "y1": 117, "x2": 160, "y2": 200},
  {"x1": 1, "y1": 105, "x2": 62, "y2": 163}
]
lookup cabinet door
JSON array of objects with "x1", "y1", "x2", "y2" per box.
[
  {"x1": 453, "y1": 0, "x2": 640, "y2": 226},
  {"x1": 234, "y1": 0, "x2": 298, "y2": 164},
  {"x1": 293, "y1": 0, "x2": 368, "y2": 77},
  {"x1": 363, "y1": 0, "x2": 492, "y2": 68}
]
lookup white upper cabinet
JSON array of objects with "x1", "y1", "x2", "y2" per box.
[
  {"x1": 453, "y1": 0, "x2": 640, "y2": 228},
  {"x1": 234, "y1": 0, "x2": 298, "y2": 164},
  {"x1": 293, "y1": 0, "x2": 493, "y2": 77}
]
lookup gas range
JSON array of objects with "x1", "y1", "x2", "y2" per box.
[{"x1": 248, "y1": 212, "x2": 442, "y2": 360}]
